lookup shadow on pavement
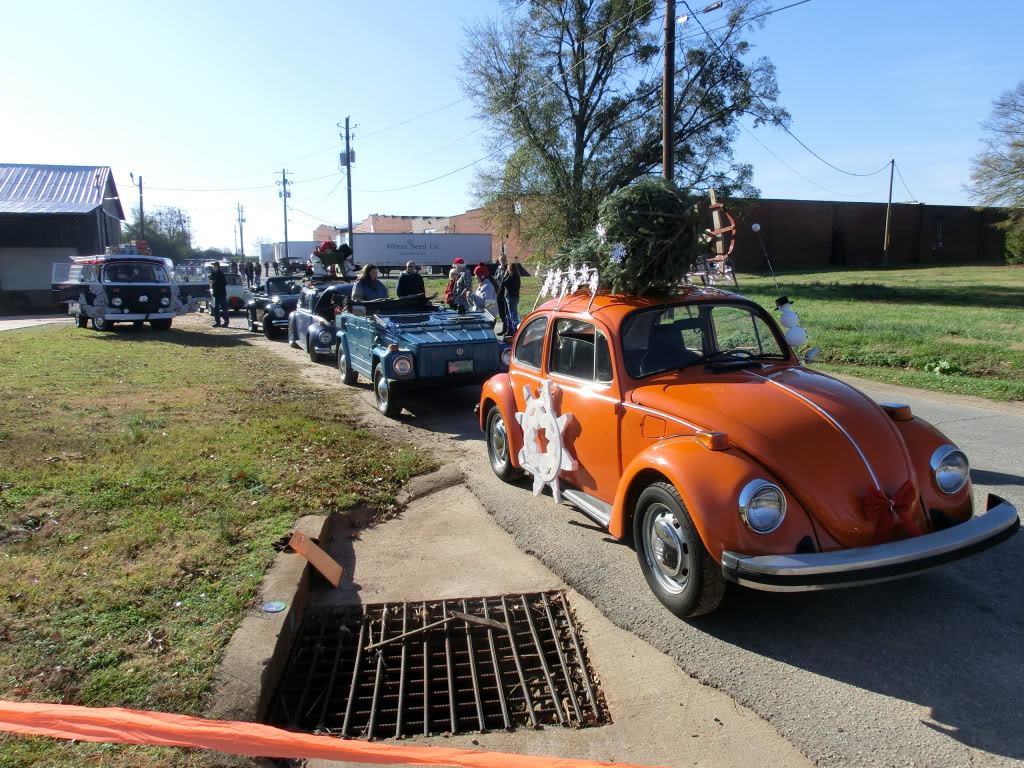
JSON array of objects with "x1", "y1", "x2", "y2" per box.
[
  {"x1": 696, "y1": 528, "x2": 1024, "y2": 761},
  {"x1": 971, "y1": 468, "x2": 1024, "y2": 486}
]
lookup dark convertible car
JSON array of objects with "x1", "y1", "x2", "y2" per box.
[{"x1": 247, "y1": 276, "x2": 305, "y2": 338}]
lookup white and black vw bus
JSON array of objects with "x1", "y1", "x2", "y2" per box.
[{"x1": 52, "y1": 254, "x2": 207, "y2": 331}]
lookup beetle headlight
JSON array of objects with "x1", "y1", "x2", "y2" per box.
[
  {"x1": 317, "y1": 330, "x2": 333, "y2": 345},
  {"x1": 111, "y1": 297, "x2": 123, "y2": 307},
  {"x1": 931, "y1": 445, "x2": 969, "y2": 494},
  {"x1": 392, "y1": 355, "x2": 414, "y2": 376},
  {"x1": 739, "y1": 479, "x2": 787, "y2": 534},
  {"x1": 274, "y1": 307, "x2": 286, "y2": 318},
  {"x1": 500, "y1": 347, "x2": 512, "y2": 367}
]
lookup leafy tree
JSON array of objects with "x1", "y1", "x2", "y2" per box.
[
  {"x1": 461, "y1": 0, "x2": 787, "y2": 254},
  {"x1": 121, "y1": 206, "x2": 194, "y2": 263},
  {"x1": 967, "y1": 80, "x2": 1024, "y2": 264}
]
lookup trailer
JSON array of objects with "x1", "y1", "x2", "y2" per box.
[{"x1": 350, "y1": 233, "x2": 492, "y2": 275}]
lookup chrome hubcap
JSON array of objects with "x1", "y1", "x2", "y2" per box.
[
  {"x1": 490, "y1": 417, "x2": 508, "y2": 466},
  {"x1": 644, "y1": 503, "x2": 690, "y2": 594},
  {"x1": 376, "y1": 374, "x2": 388, "y2": 406}
]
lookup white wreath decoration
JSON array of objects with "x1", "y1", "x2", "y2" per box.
[{"x1": 514, "y1": 380, "x2": 577, "y2": 503}]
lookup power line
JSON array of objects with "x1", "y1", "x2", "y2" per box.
[
  {"x1": 143, "y1": 171, "x2": 342, "y2": 193},
  {"x1": 740, "y1": 123, "x2": 892, "y2": 198},
  {"x1": 894, "y1": 162, "x2": 917, "y2": 201},
  {"x1": 681, "y1": 0, "x2": 891, "y2": 178}
]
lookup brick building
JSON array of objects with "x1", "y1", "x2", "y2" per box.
[{"x1": 312, "y1": 224, "x2": 347, "y2": 243}]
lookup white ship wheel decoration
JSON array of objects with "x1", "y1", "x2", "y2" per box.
[{"x1": 515, "y1": 380, "x2": 577, "y2": 504}]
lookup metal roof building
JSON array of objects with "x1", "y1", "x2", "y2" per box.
[{"x1": 0, "y1": 163, "x2": 124, "y2": 312}]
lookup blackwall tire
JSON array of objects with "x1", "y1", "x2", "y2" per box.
[
  {"x1": 263, "y1": 319, "x2": 278, "y2": 339},
  {"x1": 91, "y1": 316, "x2": 112, "y2": 331},
  {"x1": 288, "y1": 319, "x2": 300, "y2": 348},
  {"x1": 486, "y1": 406, "x2": 523, "y2": 482},
  {"x1": 373, "y1": 367, "x2": 402, "y2": 418},
  {"x1": 338, "y1": 348, "x2": 357, "y2": 385},
  {"x1": 633, "y1": 482, "x2": 725, "y2": 618}
]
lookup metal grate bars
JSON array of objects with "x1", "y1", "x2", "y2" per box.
[{"x1": 266, "y1": 591, "x2": 610, "y2": 739}]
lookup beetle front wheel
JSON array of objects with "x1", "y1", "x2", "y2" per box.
[
  {"x1": 486, "y1": 406, "x2": 523, "y2": 482},
  {"x1": 633, "y1": 482, "x2": 725, "y2": 618}
]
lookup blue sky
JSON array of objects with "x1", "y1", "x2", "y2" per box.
[{"x1": 2, "y1": 0, "x2": 1021, "y2": 251}]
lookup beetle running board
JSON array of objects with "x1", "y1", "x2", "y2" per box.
[{"x1": 562, "y1": 489, "x2": 612, "y2": 529}]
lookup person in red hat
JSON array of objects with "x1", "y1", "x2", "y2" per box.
[
  {"x1": 467, "y1": 264, "x2": 498, "y2": 320},
  {"x1": 451, "y1": 257, "x2": 472, "y2": 311}
]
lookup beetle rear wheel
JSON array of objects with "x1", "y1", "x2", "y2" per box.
[
  {"x1": 373, "y1": 367, "x2": 402, "y2": 418},
  {"x1": 633, "y1": 482, "x2": 725, "y2": 618},
  {"x1": 486, "y1": 406, "x2": 523, "y2": 481}
]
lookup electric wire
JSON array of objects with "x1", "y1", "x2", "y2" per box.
[
  {"x1": 681, "y1": 0, "x2": 890, "y2": 178},
  {"x1": 894, "y1": 162, "x2": 916, "y2": 201},
  {"x1": 740, "y1": 123, "x2": 892, "y2": 198}
]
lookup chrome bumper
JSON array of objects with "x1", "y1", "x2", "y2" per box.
[
  {"x1": 102, "y1": 311, "x2": 175, "y2": 321},
  {"x1": 721, "y1": 494, "x2": 1019, "y2": 592}
]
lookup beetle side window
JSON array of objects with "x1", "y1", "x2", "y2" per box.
[
  {"x1": 513, "y1": 316, "x2": 547, "y2": 369},
  {"x1": 621, "y1": 306, "x2": 705, "y2": 377},
  {"x1": 549, "y1": 318, "x2": 613, "y2": 382}
]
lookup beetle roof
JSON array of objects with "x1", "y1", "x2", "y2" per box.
[{"x1": 534, "y1": 286, "x2": 753, "y2": 324}]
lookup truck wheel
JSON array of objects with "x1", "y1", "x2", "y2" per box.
[
  {"x1": 263, "y1": 319, "x2": 278, "y2": 339},
  {"x1": 486, "y1": 406, "x2": 523, "y2": 481},
  {"x1": 75, "y1": 314, "x2": 89, "y2": 328},
  {"x1": 633, "y1": 482, "x2": 725, "y2": 618},
  {"x1": 338, "y1": 347, "x2": 357, "y2": 385},
  {"x1": 92, "y1": 316, "x2": 112, "y2": 331},
  {"x1": 373, "y1": 367, "x2": 402, "y2": 418}
]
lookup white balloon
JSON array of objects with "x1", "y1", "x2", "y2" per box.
[
  {"x1": 785, "y1": 326, "x2": 808, "y2": 347},
  {"x1": 780, "y1": 309, "x2": 799, "y2": 328},
  {"x1": 752, "y1": 223, "x2": 761, "y2": 233}
]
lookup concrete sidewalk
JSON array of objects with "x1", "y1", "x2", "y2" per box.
[
  {"x1": 302, "y1": 473, "x2": 812, "y2": 768},
  {"x1": 0, "y1": 314, "x2": 72, "y2": 331}
]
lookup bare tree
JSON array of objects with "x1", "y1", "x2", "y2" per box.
[
  {"x1": 461, "y1": 0, "x2": 787, "y2": 254},
  {"x1": 968, "y1": 80, "x2": 1024, "y2": 258}
]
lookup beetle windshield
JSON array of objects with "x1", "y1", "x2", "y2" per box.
[
  {"x1": 101, "y1": 262, "x2": 168, "y2": 283},
  {"x1": 621, "y1": 302, "x2": 787, "y2": 378},
  {"x1": 264, "y1": 277, "x2": 304, "y2": 295}
]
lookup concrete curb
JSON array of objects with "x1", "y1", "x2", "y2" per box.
[
  {"x1": 205, "y1": 514, "x2": 325, "y2": 724},
  {"x1": 395, "y1": 464, "x2": 466, "y2": 507}
]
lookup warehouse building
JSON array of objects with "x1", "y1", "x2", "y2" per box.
[{"x1": 0, "y1": 163, "x2": 124, "y2": 313}]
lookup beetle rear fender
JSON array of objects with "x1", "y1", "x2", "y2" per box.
[
  {"x1": 610, "y1": 438, "x2": 819, "y2": 563},
  {"x1": 480, "y1": 373, "x2": 523, "y2": 468}
]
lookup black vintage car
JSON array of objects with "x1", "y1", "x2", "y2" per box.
[{"x1": 246, "y1": 276, "x2": 305, "y2": 338}]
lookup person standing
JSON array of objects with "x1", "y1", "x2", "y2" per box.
[
  {"x1": 466, "y1": 264, "x2": 498, "y2": 320},
  {"x1": 208, "y1": 261, "x2": 229, "y2": 327},
  {"x1": 243, "y1": 260, "x2": 254, "y2": 289},
  {"x1": 497, "y1": 255, "x2": 521, "y2": 336},
  {"x1": 254, "y1": 261, "x2": 262, "y2": 287},
  {"x1": 396, "y1": 261, "x2": 425, "y2": 298},
  {"x1": 451, "y1": 258, "x2": 472, "y2": 312},
  {"x1": 351, "y1": 264, "x2": 389, "y2": 301}
]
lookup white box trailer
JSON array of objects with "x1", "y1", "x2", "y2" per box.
[{"x1": 351, "y1": 233, "x2": 492, "y2": 275}]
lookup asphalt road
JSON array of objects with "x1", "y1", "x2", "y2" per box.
[{"x1": 241, "y1": 320, "x2": 1023, "y2": 768}]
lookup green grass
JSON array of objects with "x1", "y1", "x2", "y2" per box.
[
  {"x1": 509, "y1": 263, "x2": 1024, "y2": 401},
  {"x1": 0, "y1": 324, "x2": 434, "y2": 767}
]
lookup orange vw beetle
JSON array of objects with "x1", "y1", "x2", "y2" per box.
[{"x1": 479, "y1": 288, "x2": 1019, "y2": 617}]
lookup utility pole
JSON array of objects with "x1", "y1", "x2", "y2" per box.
[
  {"x1": 236, "y1": 203, "x2": 246, "y2": 258},
  {"x1": 276, "y1": 169, "x2": 292, "y2": 262},
  {"x1": 130, "y1": 173, "x2": 145, "y2": 240},
  {"x1": 882, "y1": 158, "x2": 894, "y2": 267},
  {"x1": 341, "y1": 117, "x2": 354, "y2": 252},
  {"x1": 662, "y1": 0, "x2": 676, "y2": 181}
]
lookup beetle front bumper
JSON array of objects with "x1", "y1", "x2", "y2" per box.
[{"x1": 721, "y1": 494, "x2": 1019, "y2": 592}]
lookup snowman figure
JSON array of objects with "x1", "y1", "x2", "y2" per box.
[{"x1": 775, "y1": 296, "x2": 819, "y2": 362}]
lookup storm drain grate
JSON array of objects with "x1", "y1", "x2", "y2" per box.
[{"x1": 266, "y1": 591, "x2": 610, "y2": 738}]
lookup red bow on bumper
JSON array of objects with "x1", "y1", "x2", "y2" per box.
[{"x1": 865, "y1": 480, "x2": 925, "y2": 542}]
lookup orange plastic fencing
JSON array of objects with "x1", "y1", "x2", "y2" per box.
[{"x1": 0, "y1": 700, "x2": 667, "y2": 768}]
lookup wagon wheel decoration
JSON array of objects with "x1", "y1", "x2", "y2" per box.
[
  {"x1": 688, "y1": 191, "x2": 738, "y2": 288},
  {"x1": 515, "y1": 380, "x2": 577, "y2": 504}
]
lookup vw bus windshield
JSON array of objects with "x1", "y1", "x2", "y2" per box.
[{"x1": 102, "y1": 262, "x2": 168, "y2": 283}]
